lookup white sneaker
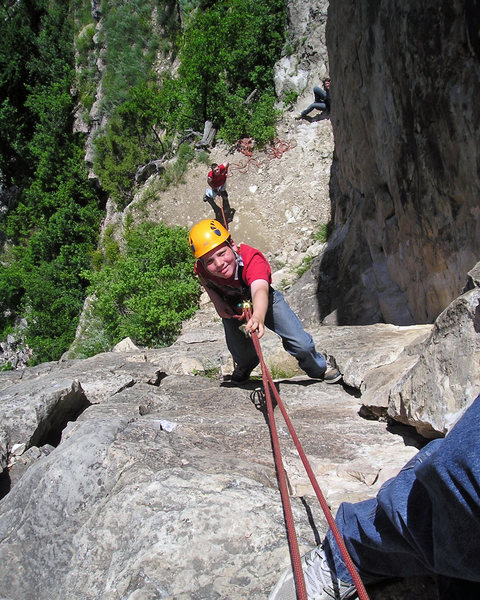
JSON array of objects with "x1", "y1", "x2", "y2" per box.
[
  {"x1": 323, "y1": 354, "x2": 342, "y2": 384},
  {"x1": 269, "y1": 546, "x2": 357, "y2": 600},
  {"x1": 316, "y1": 353, "x2": 343, "y2": 384}
]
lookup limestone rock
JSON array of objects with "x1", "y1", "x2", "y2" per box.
[
  {"x1": 0, "y1": 366, "x2": 424, "y2": 600},
  {"x1": 324, "y1": 0, "x2": 480, "y2": 326},
  {"x1": 388, "y1": 287, "x2": 480, "y2": 437}
]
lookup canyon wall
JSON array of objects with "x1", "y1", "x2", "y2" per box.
[{"x1": 322, "y1": 0, "x2": 480, "y2": 325}]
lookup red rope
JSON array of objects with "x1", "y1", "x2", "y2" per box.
[
  {"x1": 219, "y1": 196, "x2": 228, "y2": 231},
  {"x1": 229, "y1": 137, "x2": 297, "y2": 174},
  {"x1": 242, "y1": 306, "x2": 370, "y2": 600}
]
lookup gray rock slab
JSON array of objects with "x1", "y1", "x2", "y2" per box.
[
  {"x1": 388, "y1": 288, "x2": 480, "y2": 437},
  {"x1": 0, "y1": 373, "x2": 421, "y2": 599}
]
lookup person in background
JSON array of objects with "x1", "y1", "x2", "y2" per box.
[
  {"x1": 269, "y1": 393, "x2": 480, "y2": 599},
  {"x1": 204, "y1": 161, "x2": 233, "y2": 208},
  {"x1": 188, "y1": 219, "x2": 342, "y2": 385},
  {"x1": 296, "y1": 77, "x2": 331, "y2": 120}
]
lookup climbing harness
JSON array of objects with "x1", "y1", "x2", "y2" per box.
[
  {"x1": 240, "y1": 303, "x2": 370, "y2": 600},
  {"x1": 229, "y1": 136, "x2": 297, "y2": 174}
]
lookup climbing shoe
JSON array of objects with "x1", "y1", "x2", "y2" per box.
[
  {"x1": 268, "y1": 545, "x2": 357, "y2": 600},
  {"x1": 323, "y1": 354, "x2": 342, "y2": 384}
]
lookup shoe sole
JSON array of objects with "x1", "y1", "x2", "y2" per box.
[{"x1": 324, "y1": 373, "x2": 343, "y2": 384}]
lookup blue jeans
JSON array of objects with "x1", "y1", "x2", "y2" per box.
[
  {"x1": 301, "y1": 86, "x2": 329, "y2": 116},
  {"x1": 325, "y1": 394, "x2": 480, "y2": 593},
  {"x1": 222, "y1": 289, "x2": 326, "y2": 377}
]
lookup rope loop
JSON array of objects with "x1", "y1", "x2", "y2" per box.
[{"x1": 229, "y1": 136, "x2": 297, "y2": 175}]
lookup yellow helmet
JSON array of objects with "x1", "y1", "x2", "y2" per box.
[{"x1": 189, "y1": 219, "x2": 230, "y2": 259}]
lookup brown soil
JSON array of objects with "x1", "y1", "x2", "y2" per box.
[{"x1": 126, "y1": 112, "x2": 334, "y2": 272}]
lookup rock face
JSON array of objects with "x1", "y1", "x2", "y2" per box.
[
  {"x1": 274, "y1": 0, "x2": 329, "y2": 103},
  {"x1": 1, "y1": 275, "x2": 479, "y2": 598},
  {"x1": 323, "y1": 0, "x2": 480, "y2": 326}
]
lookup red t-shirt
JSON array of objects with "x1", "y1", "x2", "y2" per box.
[
  {"x1": 195, "y1": 244, "x2": 272, "y2": 302},
  {"x1": 208, "y1": 164, "x2": 228, "y2": 188}
]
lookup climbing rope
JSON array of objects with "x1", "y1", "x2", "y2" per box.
[
  {"x1": 229, "y1": 136, "x2": 297, "y2": 174},
  {"x1": 241, "y1": 303, "x2": 370, "y2": 600},
  {"x1": 218, "y1": 196, "x2": 228, "y2": 232}
]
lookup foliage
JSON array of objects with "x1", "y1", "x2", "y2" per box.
[
  {"x1": 267, "y1": 363, "x2": 298, "y2": 380},
  {"x1": 175, "y1": 0, "x2": 286, "y2": 143},
  {"x1": 295, "y1": 255, "x2": 314, "y2": 278},
  {"x1": 0, "y1": 1, "x2": 103, "y2": 364},
  {"x1": 283, "y1": 90, "x2": 299, "y2": 110},
  {"x1": 96, "y1": 1, "x2": 181, "y2": 119},
  {"x1": 86, "y1": 222, "x2": 199, "y2": 349},
  {"x1": 94, "y1": 82, "x2": 198, "y2": 208},
  {"x1": 312, "y1": 221, "x2": 333, "y2": 243},
  {"x1": 0, "y1": 0, "x2": 288, "y2": 365},
  {"x1": 93, "y1": 0, "x2": 286, "y2": 204}
]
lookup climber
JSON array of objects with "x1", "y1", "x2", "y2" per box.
[
  {"x1": 269, "y1": 393, "x2": 480, "y2": 599},
  {"x1": 188, "y1": 219, "x2": 342, "y2": 384},
  {"x1": 296, "y1": 77, "x2": 331, "y2": 120}
]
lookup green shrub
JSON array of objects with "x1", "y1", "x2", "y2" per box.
[
  {"x1": 295, "y1": 255, "x2": 313, "y2": 278},
  {"x1": 283, "y1": 90, "x2": 299, "y2": 109},
  {"x1": 0, "y1": 1, "x2": 103, "y2": 364},
  {"x1": 86, "y1": 222, "x2": 199, "y2": 349},
  {"x1": 313, "y1": 221, "x2": 333, "y2": 243},
  {"x1": 176, "y1": 0, "x2": 286, "y2": 144}
]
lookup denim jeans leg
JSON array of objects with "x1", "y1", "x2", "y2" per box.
[
  {"x1": 222, "y1": 317, "x2": 259, "y2": 371},
  {"x1": 324, "y1": 395, "x2": 480, "y2": 585},
  {"x1": 301, "y1": 101, "x2": 327, "y2": 117},
  {"x1": 313, "y1": 86, "x2": 327, "y2": 103},
  {"x1": 264, "y1": 290, "x2": 326, "y2": 378}
]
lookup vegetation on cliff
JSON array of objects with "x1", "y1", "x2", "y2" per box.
[{"x1": 0, "y1": 1, "x2": 102, "y2": 362}]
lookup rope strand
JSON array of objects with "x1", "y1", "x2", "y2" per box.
[{"x1": 243, "y1": 306, "x2": 370, "y2": 600}]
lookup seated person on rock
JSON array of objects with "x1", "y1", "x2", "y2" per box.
[
  {"x1": 188, "y1": 219, "x2": 342, "y2": 384},
  {"x1": 269, "y1": 393, "x2": 480, "y2": 599},
  {"x1": 296, "y1": 78, "x2": 331, "y2": 120}
]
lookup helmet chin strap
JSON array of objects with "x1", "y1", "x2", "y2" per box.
[{"x1": 227, "y1": 240, "x2": 244, "y2": 281}]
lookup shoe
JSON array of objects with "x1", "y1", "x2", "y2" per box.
[
  {"x1": 323, "y1": 354, "x2": 342, "y2": 384},
  {"x1": 269, "y1": 546, "x2": 357, "y2": 600},
  {"x1": 203, "y1": 195, "x2": 209, "y2": 202},
  {"x1": 295, "y1": 114, "x2": 304, "y2": 120},
  {"x1": 230, "y1": 365, "x2": 253, "y2": 383}
]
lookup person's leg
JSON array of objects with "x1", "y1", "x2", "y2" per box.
[
  {"x1": 205, "y1": 187, "x2": 215, "y2": 200},
  {"x1": 270, "y1": 396, "x2": 480, "y2": 599},
  {"x1": 222, "y1": 317, "x2": 259, "y2": 371},
  {"x1": 299, "y1": 87, "x2": 328, "y2": 117},
  {"x1": 264, "y1": 290, "x2": 326, "y2": 378},
  {"x1": 313, "y1": 86, "x2": 327, "y2": 103},
  {"x1": 325, "y1": 395, "x2": 480, "y2": 584},
  {"x1": 218, "y1": 187, "x2": 231, "y2": 211},
  {"x1": 301, "y1": 102, "x2": 327, "y2": 117}
]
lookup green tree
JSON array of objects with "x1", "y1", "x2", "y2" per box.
[
  {"x1": 87, "y1": 222, "x2": 199, "y2": 349},
  {"x1": 176, "y1": 0, "x2": 286, "y2": 142},
  {"x1": 0, "y1": 1, "x2": 103, "y2": 364}
]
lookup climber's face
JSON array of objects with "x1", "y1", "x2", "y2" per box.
[{"x1": 202, "y1": 242, "x2": 236, "y2": 279}]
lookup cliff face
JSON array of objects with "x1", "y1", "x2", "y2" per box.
[{"x1": 323, "y1": 0, "x2": 480, "y2": 325}]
